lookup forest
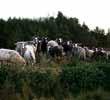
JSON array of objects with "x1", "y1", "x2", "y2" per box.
[{"x1": 0, "y1": 11, "x2": 110, "y2": 49}]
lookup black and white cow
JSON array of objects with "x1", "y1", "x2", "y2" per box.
[{"x1": 47, "y1": 40, "x2": 63, "y2": 58}]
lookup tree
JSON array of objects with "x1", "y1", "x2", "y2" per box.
[{"x1": 107, "y1": 29, "x2": 110, "y2": 47}]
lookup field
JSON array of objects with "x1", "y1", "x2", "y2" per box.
[{"x1": 0, "y1": 57, "x2": 110, "y2": 100}]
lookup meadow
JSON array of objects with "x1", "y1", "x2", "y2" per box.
[{"x1": 0, "y1": 57, "x2": 110, "y2": 100}]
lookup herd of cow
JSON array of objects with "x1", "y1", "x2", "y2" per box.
[{"x1": 0, "y1": 36, "x2": 110, "y2": 65}]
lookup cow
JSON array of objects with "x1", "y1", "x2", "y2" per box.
[
  {"x1": 15, "y1": 41, "x2": 27, "y2": 56},
  {"x1": 62, "y1": 40, "x2": 73, "y2": 57},
  {"x1": 0, "y1": 49, "x2": 26, "y2": 65},
  {"x1": 72, "y1": 43, "x2": 86, "y2": 60},
  {"x1": 47, "y1": 40, "x2": 64, "y2": 60},
  {"x1": 23, "y1": 45, "x2": 36, "y2": 65},
  {"x1": 106, "y1": 51, "x2": 110, "y2": 60},
  {"x1": 92, "y1": 48, "x2": 106, "y2": 60},
  {"x1": 41, "y1": 37, "x2": 48, "y2": 55},
  {"x1": 84, "y1": 47, "x2": 94, "y2": 59}
]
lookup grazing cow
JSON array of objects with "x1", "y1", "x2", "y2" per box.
[
  {"x1": 47, "y1": 40, "x2": 59, "y2": 47},
  {"x1": 47, "y1": 40, "x2": 63, "y2": 58},
  {"x1": 84, "y1": 47, "x2": 94, "y2": 59},
  {"x1": 56, "y1": 38, "x2": 63, "y2": 45},
  {"x1": 41, "y1": 37, "x2": 48, "y2": 54},
  {"x1": 62, "y1": 40, "x2": 73, "y2": 57},
  {"x1": 105, "y1": 51, "x2": 110, "y2": 60},
  {"x1": 32, "y1": 36, "x2": 47, "y2": 63},
  {"x1": 92, "y1": 48, "x2": 106, "y2": 60},
  {"x1": 0, "y1": 49, "x2": 26, "y2": 65},
  {"x1": 72, "y1": 44, "x2": 86, "y2": 60},
  {"x1": 32, "y1": 36, "x2": 39, "y2": 44},
  {"x1": 15, "y1": 40, "x2": 38, "y2": 64},
  {"x1": 32, "y1": 36, "x2": 39, "y2": 46}
]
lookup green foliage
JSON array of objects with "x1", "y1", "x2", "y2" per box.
[
  {"x1": 76, "y1": 88, "x2": 110, "y2": 100},
  {"x1": 0, "y1": 65, "x2": 8, "y2": 88},
  {"x1": 0, "y1": 60, "x2": 110, "y2": 99},
  {"x1": 60, "y1": 63, "x2": 105, "y2": 94},
  {"x1": 96, "y1": 63, "x2": 110, "y2": 90},
  {"x1": 0, "y1": 11, "x2": 109, "y2": 48},
  {"x1": 29, "y1": 71, "x2": 55, "y2": 97}
]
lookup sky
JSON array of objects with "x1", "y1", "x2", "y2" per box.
[{"x1": 0, "y1": 0, "x2": 110, "y2": 33}]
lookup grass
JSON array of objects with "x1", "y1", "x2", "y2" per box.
[{"x1": 0, "y1": 56, "x2": 110, "y2": 100}]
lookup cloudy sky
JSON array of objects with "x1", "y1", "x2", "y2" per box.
[{"x1": 0, "y1": 0, "x2": 110, "y2": 32}]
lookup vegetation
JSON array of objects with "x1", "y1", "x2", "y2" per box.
[
  {"x1": 0, "y1": 11, "x2": 110, "y2": 99},
  {"x1": 0, "y1": 59, "x2": 110, "y2": 100},
  {"x1": 0, "y1": 11, "x2": 109, "y2": 49}
]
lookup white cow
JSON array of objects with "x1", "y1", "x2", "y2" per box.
[
  {"x1": 73, "y1": 44, "x2": 86, "y2": 60},
  {"x1": 15, "y1": 41, "x2": 27, "y2": 56},
  {"x1": 84, "y1": 47, "x2": 94, "y2": 59},
  {"x1": 0, "y1": 49, "x2": 26, "y2": 65},
  {"x1": 47, "y1": 40, "x2": 59, "y2": 47},
  {"x1": 23, "y1": 45, "x2": 36, "y2": 65},
  {"x1": 106, "y1": 51, "x2": 110, "y2": 60}
]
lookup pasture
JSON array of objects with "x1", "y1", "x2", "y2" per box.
[
  {"x1": 0, "y1": 12, "x2": 110, "y2": 100},
  {"x1": 0, "y1": 56, "x2": 110, "y2": 100}
]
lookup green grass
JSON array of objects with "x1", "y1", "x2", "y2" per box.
[{"x1": 0, "y1": 58, "x2": 110, "y2": 100}]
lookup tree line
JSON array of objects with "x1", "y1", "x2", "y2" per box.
[{"x1": 0, "y1": 11, "x2": 110, "y2": 49}]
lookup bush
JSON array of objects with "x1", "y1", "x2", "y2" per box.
[
  {"x1": 0, "y1": 65, "x2": 8, "y2": 88},
  {"x1": 29, "y1": 71, "x2": 54, "y2": 97},
  {"x1": 0, "y1": 61, "x2": 110, "y2": 99},
  {"x1": 60, "y1": 62, "x2": 105, "y2": 94},
  {"x1": 96, "y1": 63, "x2": 110, "y2": 90}
]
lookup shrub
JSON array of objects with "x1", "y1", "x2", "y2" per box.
[
  {"x1": 60, "y1": 63, "x2": 105, "y2": 94},
  {"x1": 0, "y1": 60, "x2": 110, "y2": 99}
]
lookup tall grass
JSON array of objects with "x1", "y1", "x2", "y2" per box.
[{"x1": 0, "y1": 58, "x2": 110, "y2": 100}]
